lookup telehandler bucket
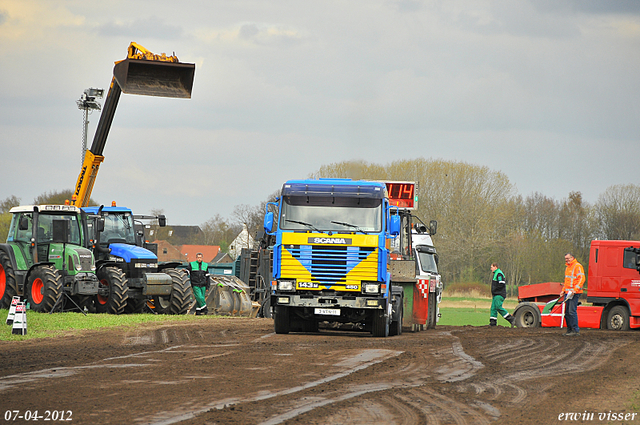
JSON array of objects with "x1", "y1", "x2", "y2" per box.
[{"x1": 113, "y1": 58, "x2": 195, "y2": 98}]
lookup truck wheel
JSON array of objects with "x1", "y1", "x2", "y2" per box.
[
  {"x1": 372, "y1": 310, "x2": 389, "y2": 337},
  {"x1": 274, "y1": 305, "x2": 290, "y2": 334},
  {"x1": 95, "y1": 267, "x2": 128, "y2": 314},
  {"x1": 606, "y1": 306, "x2": 630, "y2": 331},
  {"x1": 390, "y1": 303, "x2": 403, "y2": 336},
  {"x1": 27, "y1": 266, "x2": 62, "y2": 313},
  {"x1": 514, "y1": 304, "x2": 540, "y2": 328},
  {"x1": 153, "y1": 268, "x2": 192, "y2": 315},
  {"x1": 0, "y1": 250, "x2": 18, "y2": 309},
  {"x1": 426, "y1": 292, "x2": 437, "y2": 329}
]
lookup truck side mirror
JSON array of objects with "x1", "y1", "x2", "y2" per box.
[
  {"x1": 389, "y1": 215, "x2": 400, "y2": 236},
  {"x1": 429, "y1": 220, "x2": 437, "y2": 236},
  {"x1": 158, "y1": 215, "x2": 167, "y2": 227},
  {"x1": 264, "y1": 212, "x2": 274, "y2": 234},
  {"x1": 19, "y1": 216, "x2": 29, "y2": 231}
]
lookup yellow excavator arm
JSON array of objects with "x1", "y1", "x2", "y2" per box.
[{"x1": 72, "y1": 42, "x2": 195, "y2": 207}]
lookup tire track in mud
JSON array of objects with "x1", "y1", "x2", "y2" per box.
[{"x1": 443, "y1": 333, "x2": 631, "y2": 413}]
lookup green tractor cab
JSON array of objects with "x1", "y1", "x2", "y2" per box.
[{"x1": 0, "y1": 205, "x2": 99, "y2": 313}]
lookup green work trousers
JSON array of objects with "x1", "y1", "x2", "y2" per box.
[
  {"x1": 490, "y1": 295, "x2": 509, "y2": 321},
  {"x1": 192, "y1": 285, "x2": 207, "y2": 309}
]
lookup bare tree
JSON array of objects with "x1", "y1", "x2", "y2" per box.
[{"x1": 596, "y1": 184, "x2": 640, "y2": 240}]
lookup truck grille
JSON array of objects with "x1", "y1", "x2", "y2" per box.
[{"x1": 283, "y1": 245, "x2": 378, "y2": 286}]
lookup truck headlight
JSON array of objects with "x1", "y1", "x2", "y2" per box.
[
  {"x1": 364, "y1": 283, "x2": 379, "y2": 294},
  {"x1": 278, "y1": 281, "x2": 294, "y2": 291}
]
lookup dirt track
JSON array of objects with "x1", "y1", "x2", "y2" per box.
[{"x1": 1, "y1": 318, "x2": 639, "y2": 424}]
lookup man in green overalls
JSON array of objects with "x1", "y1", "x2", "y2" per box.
[
  {"x1": 188, "y1": 252, "x2": 209, "y2": 315},
  {"x1": 490, "y1": 263, "x2": 515, "y2": 327}
]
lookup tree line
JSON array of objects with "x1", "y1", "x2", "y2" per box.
[
  {"x1": 310, "y1": 159, "x2": 640, "y2": 294},
  {"x1": 2, "y1": 159, "x2": 639, "y2": 291}
]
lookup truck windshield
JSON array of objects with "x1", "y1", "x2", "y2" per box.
[
  {"x1": 416, "y1": 248, "x2": 438, "y2": 274},
  {"x1": 280, "y1": 196, "x2": 382, "y2": 233},
  {"x1": 102, "y1": 212, "x2": 136, "y2": 244}
]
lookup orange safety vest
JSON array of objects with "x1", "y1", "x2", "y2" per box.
[{"x1": 563, "y1": 259, "x2": 585, "y2": 294}]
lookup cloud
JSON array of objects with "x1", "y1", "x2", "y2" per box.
[{"x1": 97, "y1": 17, "x2": 184, "y2": 40}]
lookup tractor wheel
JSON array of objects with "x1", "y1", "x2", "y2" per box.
[
  {"x1": 27, "y1": 266, "x2": 63, "y2": 313},
  {"x1": 606, "y1": 305, "x2": 630, "y2": 331},
  {"x1": 153, "y1": 268, "x2": 192, "y2": 315},
  {"x1": 514, "y1": 304, "x2": 540, "y2": 328},
  {"x1": 274, "y1": 305, "x2": 290, "y2": 334},
  {"x1": 95, "y1": 267, "x2": 128, "y2": 314},
  {"x1": 372, "y1": 309, "x2": 390, "y2": 337},
  {"x1": 0, "y1": 250, "x2": 18, "y2": 309}
]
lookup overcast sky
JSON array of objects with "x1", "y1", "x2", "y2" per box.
[{"x1": 1, "y1": 0, "x2": 638, "y2": 225}]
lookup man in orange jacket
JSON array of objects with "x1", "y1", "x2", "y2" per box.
[{"x1": 560, "y1": 253, "x2": 585, "y2": 336}]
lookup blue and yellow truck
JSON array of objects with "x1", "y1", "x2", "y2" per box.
[{"x1": 264, "y1": 178, "x2": 412, "y2": 337}]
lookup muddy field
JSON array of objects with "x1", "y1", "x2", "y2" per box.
[{"x1": 1, "y1": 318, "x2": 639, "y2": 424}]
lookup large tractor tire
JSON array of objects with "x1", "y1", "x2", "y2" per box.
[
  {"x1": 0, "y1": 250, "x2": 18, "y2": 309},
  {"x1": 27, "y1": 265, "x2": 63, "y2": 313},
  {"x1": 372, "y1": 309, "x2": 390, "y2": 337},
  {"x1": 153, "y1": 268, "x2": 192, "y2": 315},
  {"x1": 95, "y1": 267, "x2": 128, "y2": 314}
]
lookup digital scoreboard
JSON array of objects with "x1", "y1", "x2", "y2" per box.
[{"x1": 385, "y1": 181, "x2": 417, "y2": 209}]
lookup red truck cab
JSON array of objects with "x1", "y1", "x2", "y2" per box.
[
  {"x1": 513, "y1": 240, "x2": 640, "y2": 330},
  {"x1": 587, "y1": 240, "x2": 640, "y2": 329}
]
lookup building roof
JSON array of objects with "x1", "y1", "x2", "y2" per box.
[{"x1": 181, "y1": 245, "x2": 220, "y2": 263}]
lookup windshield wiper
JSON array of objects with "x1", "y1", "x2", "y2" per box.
[
  {"x1": 331, "y1": 221, "x2": 366, "y2": 234},
  {"x1": 286, "y1": 219, "x2": 322, "y2": 233}
]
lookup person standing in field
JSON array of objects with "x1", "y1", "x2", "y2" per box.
[
  {"x1": 187, "y1": 252, "x2": 210, "y2": 315},
  {"x1": 490, "y1": 263, "x2": 515, "y2": 327},
  {"x1": 560, "y1": 253, "x2": 585, "y2": 336}
]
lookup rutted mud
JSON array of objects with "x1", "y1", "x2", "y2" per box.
[{"x1": 0, "y1": 319, "x2": 638, "y2": 424}]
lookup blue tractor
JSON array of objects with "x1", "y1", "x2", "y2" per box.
[{"x1": 83, "y1": 206, "x2": 192, "y2": 314}]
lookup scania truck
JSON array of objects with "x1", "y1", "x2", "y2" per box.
[{"x1": 264, "y1": 178, "x2": 404, "y2": 337}]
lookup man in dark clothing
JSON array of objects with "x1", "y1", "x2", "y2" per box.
[
  {"x1": 490, "y1": 263, "x2": 515, "y2": 327},
  {"x1": 187, "y1": 252, "x2": 209, "y2": 315}
]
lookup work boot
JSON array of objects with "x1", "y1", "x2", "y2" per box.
[
  {"x1": 202, "y1": 306, "x2": 209, "y2": 316},
  {"x1": 505, "y1": 314, "x2": 515, "y2": 327},
  {"x1": 489, "y1": 318, "x2": 497, "y2": 327},
  {"x1": 562, "y1": 329, "x2": 574, "y2": 336},
  {"x1": 195, "y1": 307, "x2": 203, "y2": 316}
]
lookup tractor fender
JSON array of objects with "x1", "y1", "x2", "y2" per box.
[
  {"x1": 158, "y1": 261, "x2": 182, "y2": 271},
  {"x1": 0, "y1": 244, "x2": 18, "y2": 270}
]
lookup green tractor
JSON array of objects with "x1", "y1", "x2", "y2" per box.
[{"x1": 0, "y1": 205, "x2": 100, "y2": 313}]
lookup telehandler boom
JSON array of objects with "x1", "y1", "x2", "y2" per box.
[{"x1": 72, "y1": 42, "x2": 195, "y2": 207}]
